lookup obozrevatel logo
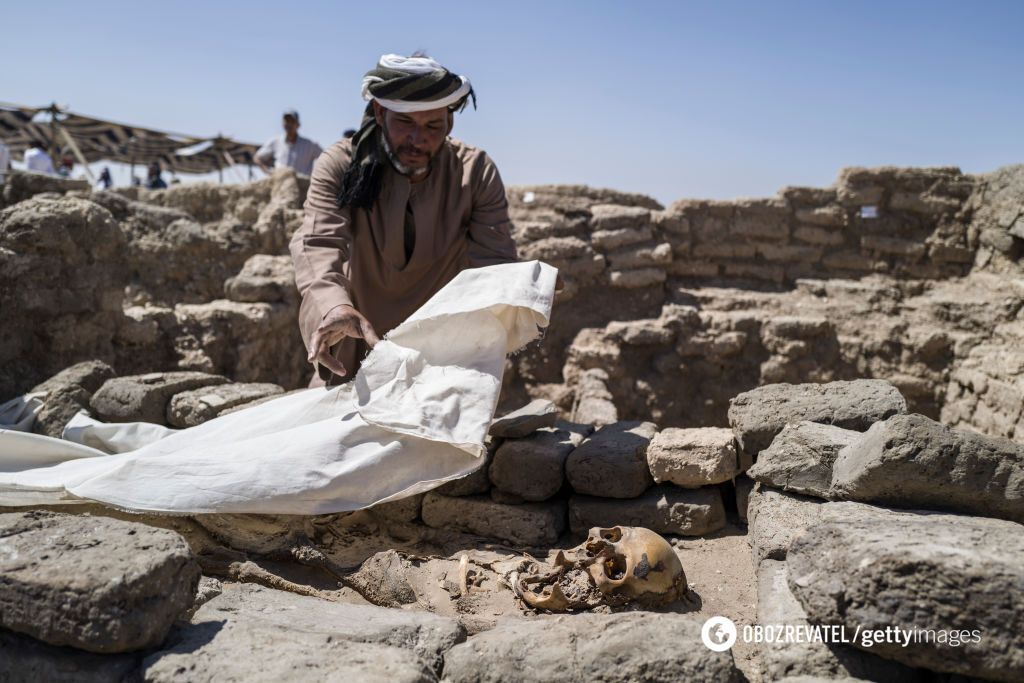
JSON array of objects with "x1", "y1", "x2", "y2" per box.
[{"x1": 701, "y1": 616, "x2": 737, "y2": 651}]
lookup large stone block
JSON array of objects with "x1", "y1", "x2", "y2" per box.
[
  {"x1": 442, "y1": 612, "x2": 743, "y2": 683},
  {"x1": 421, "y1": 492, "x2": 566, "y2": 546},
  {"x1": 489, "y1": 423, "x2": 588, "y2": 501},
  {"x1": 831, "y1": 413, "x2": 1024, "y2": 522},
  {"x1": 646, "y1": 427, "x2": 740, "y2": 487},
  {"x1": 728, "y1": 379, "x2": 907, "y2": 457},
  {"x1": 787, "y1": 502, "x2": 1024, "y2": 682},
  {"x1": 167, "y1": 381, "x2": 284, "y2": 427},
  {"x1": 757, "y1": 560, "x2": 924, "y2": 682},
  {"x1": 29, "y1": 360, "x2": 118, "y2": 438},
  {"x1": 0, "y1": 511, "x2": 199, "y2": 653},
  {"x1": 142, "y1": 583, "x2": 462, "y2": 680},
  {"x1": 90, "y1": 371, "x2": 228, "y2": 424},
  {"x1": 747, "y1": 484, "x2": 824, "y2": 565},
  {"x1": 569, "y1": 485, "x2": 725, "y2": 536},
  {"x1": 748, "y1": 421, "x2": 860, "y2": 499},
  {"x1": 566, "y1": 421, "x2": 656, "y2": 498}
]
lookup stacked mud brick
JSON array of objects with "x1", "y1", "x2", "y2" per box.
[{"x1": 419, "y1": 399, "x2": 740, "y2": 546}]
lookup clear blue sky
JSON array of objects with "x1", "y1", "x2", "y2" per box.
[{"x1": 4, "y1": 0, "x2": 1022, "y2": 204}]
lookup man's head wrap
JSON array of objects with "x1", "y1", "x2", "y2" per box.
[{"x1": 338, "y1": 54, "x2": 476, "y2": 210}]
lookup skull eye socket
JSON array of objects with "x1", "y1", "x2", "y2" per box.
[
  {"x1": 604, "y1": 554, "x2": 627, "y2": 580},
  {"x1": 599, "y1": 527, "x2": 622, "y2": 542}
]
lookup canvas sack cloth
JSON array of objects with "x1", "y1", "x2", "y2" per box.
[{"x1": 0, "y1": 260, "x2": 555, "y2": 514}]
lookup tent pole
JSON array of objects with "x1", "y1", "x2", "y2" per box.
[{"x1": 57, "y1": 124, "x2": 95, "y2": 183}]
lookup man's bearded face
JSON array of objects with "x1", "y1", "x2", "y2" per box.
[{"x1": 376, "y1": 105, "x2": 451, "y2": 176}]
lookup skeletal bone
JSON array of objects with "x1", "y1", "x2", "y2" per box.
[{"x1": 515, "y1": 526, "x2": 686, "y2": 612}]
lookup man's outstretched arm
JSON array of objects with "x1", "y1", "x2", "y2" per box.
[{"x1": 289, "y1": 144, "x2": 377, "y2": 378}]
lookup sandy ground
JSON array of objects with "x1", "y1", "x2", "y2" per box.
[
  {"x1": 673, "y1": 523, "x2": 760, "y2": 681},
  {"x1": 13, "y1": 503, "x2": 762, "y2": 679}
]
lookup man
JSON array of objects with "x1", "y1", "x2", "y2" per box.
[
  {"x1": 290, "y1": 53, "x2": 518, "y2": 385},
  {"x1": 145, "y1": 161, "x2": 167, "y2": 189},
  {"x1": 255, "y1": 110, "x2": 323, "y2": 176},
  {"x1": 24, "y1": 142, "x2": 55, "y2": 175}
]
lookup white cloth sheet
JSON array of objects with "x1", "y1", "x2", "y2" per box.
[{"x1": 0, "y1": 260, "x2": 555, "y2": 514}]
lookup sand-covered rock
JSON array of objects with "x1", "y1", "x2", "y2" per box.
[
  {"x1": 0, "y1": 511, "x2": 199, "y2": 653},
  {"x1": 142, "y1": 583, "x2": 460, "y2": 680},
  {"x1": 442, "y1": 612, "x2": 743, "y2": 683},
  {"x1": 566, "y1": 421, "x2": 656, "y2": 498},
  {"x1": 728, "y1": 380, "x2": 907, "y2": 457},
  {"x1": 788, "y1": 502, "x2": 1024, "y2": 681},
  {"x1": 748, "y1": 421, "x2": 859, "y2": 498},
  {"x1": 90, "y1": 371, "x2": 228, "y2": 424},
  {"x1": 831, "y1": 413, "x2": 1024, "y2": 522},
  {"x1": 646, "y1": 427, "x2": 740, "y2": 487},
  {"x1": 569, "y1": 485, "x2": 725, "y2": 535}
]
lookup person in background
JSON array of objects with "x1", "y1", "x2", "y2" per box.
[
  {"x1": 24, "y1": 142, "x2": 55, "y2": 175},
  {"x1": 97, "y1": 167, "x2": 113, "y2": 189},
  {"x1": 57, "y1": 156, "x2": 74, "y2": 177},
  {"x1": 255, "y1": 110, "x2": 323, "y2": 176},
  {"x1": 145, "y1": 162, "x2": 167, "y2": 189},
  {"x1": 0, "y1": 140, "x2": 10, "y2": 185}
]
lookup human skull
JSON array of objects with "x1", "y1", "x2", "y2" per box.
[
  {"x1": 514, "y1": 526, "x2": 686, "y2": 611},
  {"x1": 578, "y1": 526, "x2": 686, "y2": 605}
]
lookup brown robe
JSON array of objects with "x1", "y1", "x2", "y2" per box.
[{"x1": 290, "y1": 136, "x2": 518, "y2": 384}]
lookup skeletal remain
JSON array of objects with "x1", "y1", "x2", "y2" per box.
[{"x1": 515, "y1": 526, "x2": 687, "y2": 612}]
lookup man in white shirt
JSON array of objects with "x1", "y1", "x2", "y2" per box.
[
  {"x1": 24, "y1": 142, "x2": 55, "y2": 175},
  {"x1": 254, "y1": 110, "x2": 323, "y2": 176}
]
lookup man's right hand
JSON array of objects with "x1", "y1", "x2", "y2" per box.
[{"x1": 308, "y1": 304, "x2": 381, "y2": 377}]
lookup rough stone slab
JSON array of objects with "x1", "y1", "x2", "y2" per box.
[
  {"x1": 747, "y1": 484, "x2": 824, "y2": 565},
  {"x1": 0, "y1": 511, "x2": 199, "y2": 653},
  {"x1": 31, "y1": 383, "x2": 92, "y2": 439},
  {"x1": 748, "y1": 421, "x2": 860, "y2": 498},
  {"x1": 421, "y1": 492, "x2": 566, "y2": 546},
  {"x1": 90, "y1": 371, "x2": 228, "y2": 424},
  {"x1": 442, "y1": 612, "x2": 743, "y2": 683},
  {"x1": 788, "y1": 502, "x2": 1024, "y2": 682},
  {"x1": 489, "y1": 398, "x2": 558, "y2": 438},
  {"x1": 166, "y1": 381, "x2": 284, "y2": 427},
  {"x1": 489, "y1": 425, "x2": 582, "y2": 501},
  {"x1": 647, "y1": 427, "x2": 740, "y2": 487},
  {"x1": 566, "y1": 421, "x2": 656, "y2": 498},
  {"x1": 31, "y1": 360, "x2": 117, "y2": 396},
  {"x1": 143, "y1": 583, "x2": 456, "y2": 681},
  {"x1": 728, "y1": 380, "x2": 907, "y2": 457},
  {"x1": 831, "y1": 413, "x2": 1024, "y2": 522},
  {"x1": 757, "y1": 560, "x2": 924, "y2": 682},
  {"x1": 0, "y1": 628, "x2": 142, "y2": 683},
  {"x1": 29, "y1": 361, "x2": 118, "y2": 438},
  {"x1": 569, "y1": 485, "x2": 725, "y2": 536}
]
